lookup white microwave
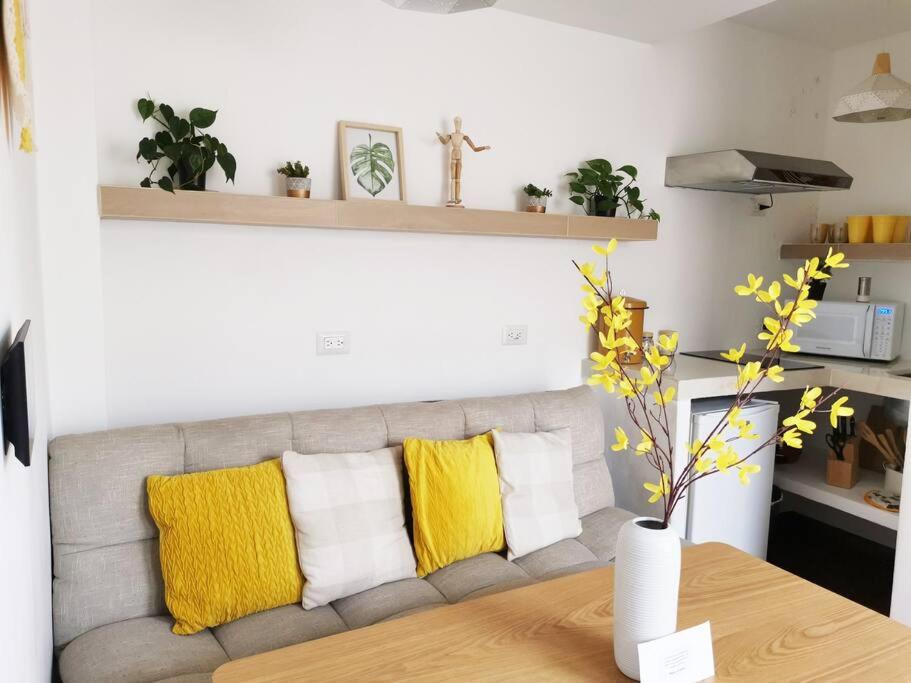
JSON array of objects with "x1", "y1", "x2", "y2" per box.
[{"x1": 789, "y1": 301, "x2": 904, "y2": 361}]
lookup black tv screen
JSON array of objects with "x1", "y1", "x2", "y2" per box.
[{"x1": 1, "y1": 320, "x2": 30, "y2": 466}]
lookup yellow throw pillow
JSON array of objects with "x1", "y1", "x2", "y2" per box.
[
  {"x1": 147, "y1": 458, "x2": 303, "y2": 635},
  {"x1": 404, "y1": 433, "x2": 505, "y2": 577}
]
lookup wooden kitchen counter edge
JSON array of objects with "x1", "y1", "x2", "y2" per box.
[{"x1": 214, "y1": 542, "x2": 911, "y2": 682}]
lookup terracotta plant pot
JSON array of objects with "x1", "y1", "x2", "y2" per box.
[
  {"x1": 526, "y1": 196, "x2": 548, "y2": 213},
  {"x1": 286, "y1": 177, "x2": 311, "y2": 198}
]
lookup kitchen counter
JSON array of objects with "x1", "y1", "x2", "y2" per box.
[
  {"x1": 584, "y1": 349, "x2": 911, "y2": 625},
  {"x1": 664, "y1": 351, "x2": 911, "y2": 401}
]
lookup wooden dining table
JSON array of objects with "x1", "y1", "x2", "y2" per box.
[{"x1": 214, "y1": 542, "x2": 911, "y2": 681}]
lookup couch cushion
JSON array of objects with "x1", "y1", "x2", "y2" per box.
[
  {"x1": 181, "y1": 414, "x2": 292, "y2": 472},
  {"x1": 572, "y1": 459, "x2": 615, "y2": 518},
  {"x1": 146, "y1": 459, "x2": 303, "y2": 635},
  {"x1": 58, "y1": 616, "x2": 228, "y2": 683},
  {"x1": 282, "y1": 446, "x2": 416, "y2": 608},
  {"x1": 492, "y1": 428, "x2": 581, "y2": 560},
  {"x1": 425, "y1": 552, "x2": 529, "y2": 602},
  {"x1": 405, "y1": 434, "x2": 505, "y2": 577},
  {"x1": 50, "y1": 425, "x2": 183, "y2": 647},
  {"x1": 528, "y1": 386, "x2": 615, "y2": 514},
  {"x1": 460, "y1": 577, "x2": 538, "y2": 601},
  {"x1": 53, "y1": 537, "x2": 166, "y2": 648},
  {"x1": 461, "y1": 394, "x2": 536, "y2": 437},
  {"x1": 212, "y1": 604, "x2": 347, "y2": 659},
  {"x1": 331, "y1": 578, "x2": 447, "y2": 629},
  {"x1": 382, "y1": 400, "x2": 466, "y2": 444},
  {"x1": 378, "y1": 603, "x2": 445, "y2": 623},
  {"x1": 291, "y1": 406, "x2": 388, "y2": 454},
  {"x1": 540, "y1": 559, "x2": 609, "y2": 581},
  {"x1": 512, "y1": 538, "x2": 598, "y2": 578},
  {"x1": 577, "y1": 506, "x2": 637, "y2": 561}
]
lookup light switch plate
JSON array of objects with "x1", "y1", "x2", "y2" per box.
[
  {"x1": 502, "y1": 325, "x2": 528, "y2": 346},
  {"x1": 316, "y1": 331, "x2": 350, "y2": 355}
]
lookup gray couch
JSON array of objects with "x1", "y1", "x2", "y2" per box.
[{"x1": 49, "y1": 385, "x2": 636, "y2": 682}]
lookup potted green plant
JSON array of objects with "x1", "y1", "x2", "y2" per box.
[
  {"x1": 566, "y1": 159, "x2": 660, "y2": 221},
  {"x1": 277, "y1": 161, "x2": 311, "y2": 198},
  {"x1": 522, "y1": 183, "x2": 553, "y2": 213},
  {"x1": 136, "y1": 97, "x2": 236, "y2": 192}
]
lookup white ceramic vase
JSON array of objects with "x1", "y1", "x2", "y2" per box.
[{"x1": 613, "y1": 516, "x2": 681, "y2": 680}]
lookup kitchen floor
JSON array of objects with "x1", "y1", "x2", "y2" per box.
[{"x1": 766, "y1": 511, "x2": 894, "y2": 615}]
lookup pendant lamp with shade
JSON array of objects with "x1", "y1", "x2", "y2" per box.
[
  {"x1": 381, "y1": 0, "x2": 497, "y2": 13},
  {"x1": 833, "y1": 52, "x2": 911, "y2": 123}
]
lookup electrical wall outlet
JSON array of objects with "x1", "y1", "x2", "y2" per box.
[
  {"x1": 316, "y1": 331, "x2": 350, "y2": 355},
  {"x1": 502, "y1": 325, "x2": 528, "y2": 346}
]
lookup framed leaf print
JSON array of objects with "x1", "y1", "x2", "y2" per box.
[{"x1": 338, "y1": 121, "x2": 406, "y2": 202}]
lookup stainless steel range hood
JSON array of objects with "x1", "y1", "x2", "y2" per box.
[{"x1": 665, "y1": 150, "x2": 853, "y2": 194}]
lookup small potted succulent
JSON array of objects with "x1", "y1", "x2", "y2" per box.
[
  {"x1": 277, "y1": 161, "x2": 311, "y2": 198},
  {"x1": 522, "y1": 183, "x2": 553, "y2": 213}
]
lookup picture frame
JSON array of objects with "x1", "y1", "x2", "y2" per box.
[{"x1": 338, "y1": 121, "x2": 407, "y2": 202}]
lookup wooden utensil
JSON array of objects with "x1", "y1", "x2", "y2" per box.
[
  {"x1": 886, "y1": 428, "x2": 904, "y2": 467},
  {"x1": 859, "y1": 422, "x2": 899, "y2": 466},
  {"x1": 878, "y1": 434, "x2": 902, "y2": 467}
]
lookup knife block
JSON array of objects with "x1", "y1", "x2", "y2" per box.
[{"x1": 826, "y1": 438, "x2": 859, "y2": 489}]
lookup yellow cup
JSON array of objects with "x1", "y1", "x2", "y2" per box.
[
  {"x1": 847, "y1": 215, "x2": 871, "y2": 243},
  {"x1": 872, "y1": 215, "x2": 897, "y2": 244},
  {"x1": 893, "y1": 215, "x2": 909, "y2": 242}
]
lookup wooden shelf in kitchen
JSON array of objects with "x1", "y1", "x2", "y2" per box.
[
  {"x1": 774, "y1": 451, "x2": 898, "y2": 530},
  {"x1": 781, "y1": 242, "x2": 911, "y2": 262},
  {"x1": 98, "y1": 186, "x2": 658, "y2": 242}
]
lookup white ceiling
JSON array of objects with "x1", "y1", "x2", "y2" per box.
[
  {"x1": 494, "y1": 0, "x2": 775, "y2": 44},
  {"x1": 731, "y1": 0, "x2": 911, "y2": 50}
]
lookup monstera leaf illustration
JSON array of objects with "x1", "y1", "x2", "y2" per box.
[{"x1": 350, "y1": 134, "x2": 395, "y2": 197}]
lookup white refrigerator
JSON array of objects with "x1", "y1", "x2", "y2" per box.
[{"x1": 686, "y1": 398, "x2": 779, "y2": 559}]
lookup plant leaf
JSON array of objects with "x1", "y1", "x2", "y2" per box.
[
  {"x1": 137, "y1": 98, "x2": 154, "y2": 121},
  {"x1": 162, "y1": 143, "x2": 183, "y2": 162},
  {"x1": 158, "y1": 103, "x2": 174, "y2": 124},
  {"x1": 617, "y1": 165, "x2": 638, "y2": 178},
  {"x1": 140, "y1": 177, "x2": 152, "y2": 188},
  {"x1": 569, "y1": 181, "x2": 589, "y2": 194},
  {"x1": 569, "y1": 195, "x2": 585, "y2": 206},
  {"x1": 189, "y1": 107, "x2": 217, "y2": 129},
  {"x1": 587, "y1": 159, "x2": 612, "y2": 175},
  {"x1": 217, "y1": 151, "x2": 237, "y2": 183},
  {"x1": 350, "y1": 134, "x2": 395, "y2": 196},
  {"x1": 154, "y1": 131, "x2": 173, "y2": 149},
  {"x1": 158, "y1": 176, "x2": 174, "y2": 193},
  {"x1": 183, "y1": 146, "x2": 204, "y2": 177},
  {"x1": 137, "y1": 137, "x2": 159, "y2": 162},
  {"x1": 170, "y1": 117, "x2": 191, "y2": 141}
]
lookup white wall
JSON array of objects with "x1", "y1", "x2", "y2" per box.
[
  {"x1": 30, "y1": 0, "x2": 108, "y2": 436},
  {"x1": 814, "y1": 30, "x2": 911, "y2": 626},
  {"x1": 89, "y1": 0, "x2": 831, "y2": 429},
  {"x1": 0, "y1": 109, "x2": 53, "y2": 681},
  {"x1": 818, "y1": 31, "x2": 911, "y2": 357}
]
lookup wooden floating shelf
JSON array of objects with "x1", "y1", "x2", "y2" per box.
[
  {"x1": 98, "y1": 186, "x2": 658, "y2": 242},
  {"x1": 781, "y1": 242, "x2": 911, "y2": 262}
]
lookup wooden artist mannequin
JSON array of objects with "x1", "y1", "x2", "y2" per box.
[{"x1": 436, "y1": 116, "x2": 490, "y2": 207}]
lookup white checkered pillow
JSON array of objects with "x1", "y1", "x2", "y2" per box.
[
  {"x1": 492, "y1": 428, "x2": 582, "y2": 560},
  {"x1": 281, "y1": 447, "x2": 417, "y2": 609}
]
